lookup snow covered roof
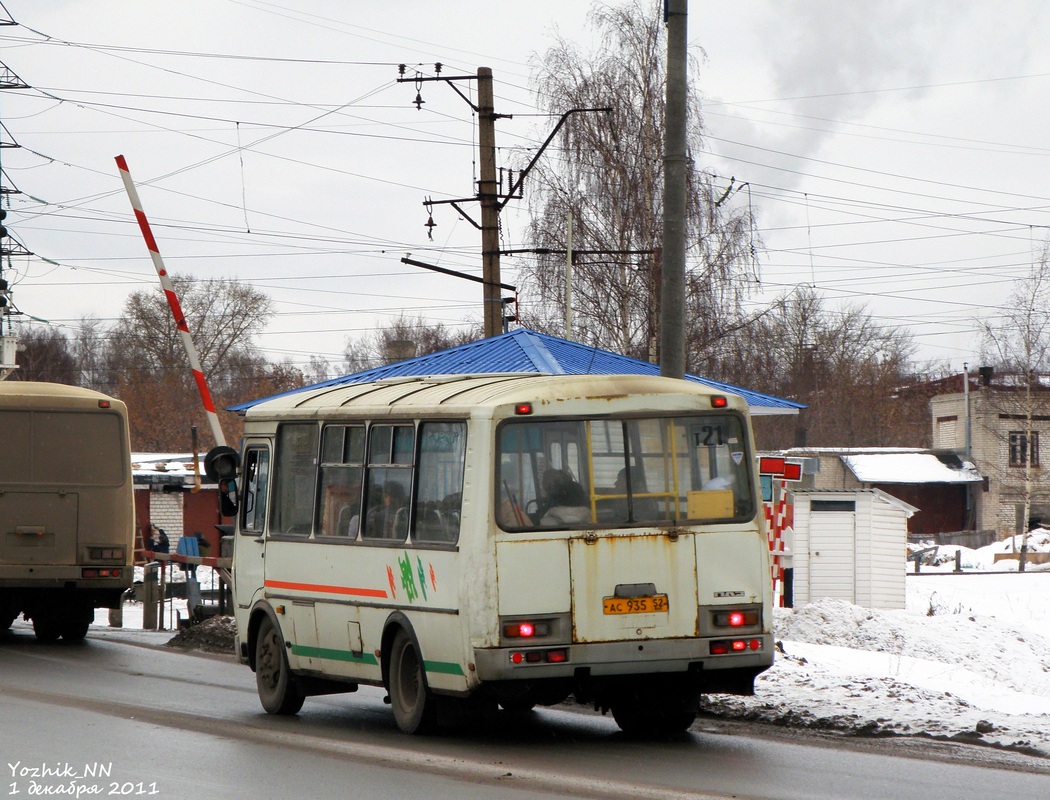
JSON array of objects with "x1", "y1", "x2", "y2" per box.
[
  {"x1": 131, "y1": 453, "x2": 211, "y2": 486},
  {"x1": 841, "y1": 452, "x2": 983, "y2": 484},
  {"x1": 229, "y1": 328, "x2": 806, "y2": 416}
]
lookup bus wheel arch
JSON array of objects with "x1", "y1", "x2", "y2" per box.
[
  {"x1": 252, "y1": 606, "x2": 304, "y2": 715},
  {"x1": 246, "y1": 603, "x2": 281, "y2": 672},
  {"x1": 381, "y1": 614, "x2": 437, "y2": 734}
]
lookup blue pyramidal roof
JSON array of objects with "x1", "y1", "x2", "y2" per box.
[{"x1": 230, "y1": 328, "x2": 804, "y2": 414}]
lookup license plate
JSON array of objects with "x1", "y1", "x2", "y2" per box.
[{"x1": 602, "y1": 594, "x2": 669, "y2": 615}]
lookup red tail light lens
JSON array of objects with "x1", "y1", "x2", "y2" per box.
[
  {"x1": 713, "y1": 609, "x2": 760, "y2": 628},
  {"x1": 82, "y1": 568, "x2": 121, "y2": 579},
  {"x1": 503, "y1": 621, "x2": 550, "y2": 638},
  {"x1": 711, "y1": 638, "x2": 763, "y2": 655},
  {"x1": 509, "y1": 648, "x2": 571, "y2": 666}
]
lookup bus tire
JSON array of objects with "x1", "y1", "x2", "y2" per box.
[
  {"x1": 255, "y1": 616, "x2": 304, "y2": 715},
  {"x1": 32, "y1": 613, "x2": 61, "y2": 642},
  {"x1": 388, "y1": 628, "x2": 436, "y2": 734},
  {"x1": 498, "y1": 699, "x2": 537, "y2": 713},
  {"x1": 60, "y1": 614, "x2": 91, "y2": 642},
  {"x1": 611, "y1": 701, "x2": 696, "y2": 736}
]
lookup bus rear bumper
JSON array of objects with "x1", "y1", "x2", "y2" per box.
[{"x1": 473, "y1": 634, "x2": 773, "y2": 685}]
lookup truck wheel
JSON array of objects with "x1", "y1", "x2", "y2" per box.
[
  {"x1": 255, "y1": 616, "x2": 304, "y2": 715},
  {"x1": 387, "y1": 628, "x2": 436, "y2": 734}
]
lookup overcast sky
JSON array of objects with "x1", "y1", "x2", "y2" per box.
[{"x1": 1, "y1": 0, "x2": 1048, "y2": 375}]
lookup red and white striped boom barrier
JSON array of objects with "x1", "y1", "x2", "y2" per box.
[{"x1": 114, "y1": 155, "x2": 226, "y2": 448}]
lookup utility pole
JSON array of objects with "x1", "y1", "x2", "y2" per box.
[
  {"x1": 477, "y1": 68, "x2": 502, "y2": 338},
  {"x1": 400, "y1": 64, "x2": 610, "y2": 339},
  {"x1": 565, "y1": 211, "x2": 573, "y2": 341},
  {"x1": 660, "y1": 0, "x2": 688, "y2": 379},
  {"x1": 0, "y1": 57, "x2": 29, "y2": 380}
]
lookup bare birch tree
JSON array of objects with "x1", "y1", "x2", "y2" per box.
[{"x1": 519, "y1": 0, "x2": 758, "y2": 363}]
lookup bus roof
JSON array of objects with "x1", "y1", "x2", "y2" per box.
[
  {"x1": 244, "y1": 373, "x2": 752, "y2": 421},
  {"x1": 0, "y1": 381, "x2": 124, "y2": 409}
]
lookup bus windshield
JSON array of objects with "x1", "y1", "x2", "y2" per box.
[{"x1": 496, "y1": 413, "x2": 754, "y2": 530}]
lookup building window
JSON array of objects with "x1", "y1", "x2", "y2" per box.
[{"x1": 1009, "y1": 431, "x2": 1040, "y2": 467}]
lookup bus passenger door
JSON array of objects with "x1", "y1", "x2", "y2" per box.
[{"x1": 234, "y1": 444, "x2": 270, "y2": 614}]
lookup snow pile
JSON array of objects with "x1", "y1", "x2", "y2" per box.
[
  {"x1": 909, "y1": 530, "x2": 1050, "y2": 571},
  {"x1": 701, "y1": 575, "x2": 1050, "y2": 756}
]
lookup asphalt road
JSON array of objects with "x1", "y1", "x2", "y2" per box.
[{"x1": 2, "y1": 621, "x2": 1048, "y2": 800}]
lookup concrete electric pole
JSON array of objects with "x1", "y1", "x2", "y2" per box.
[{"x1": 660, "y1": 0, "x2": 688, "y2": 379}]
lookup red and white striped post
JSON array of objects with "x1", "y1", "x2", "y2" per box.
[{"x1": 114, "y1": 154, "x2": 226, "y2": 448}]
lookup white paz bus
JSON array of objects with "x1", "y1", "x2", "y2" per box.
[{"x1": 208, "y1": 373, "x2": 773, "y2": 734}]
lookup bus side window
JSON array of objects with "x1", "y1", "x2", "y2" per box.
[
  {"x1": 317, "y1": 425, "x2": 364, "y2": 538},
  {"x1": 362, "y1": 424, "x2": 413, "y2": 541},
  {"x1": 271, "y1": 423, "x2": 319, "y2": 536},
  {"x1": 241, "y1": 448, "x2": 269, "y2": 534},
  {"x1": 414, "y1": 421, "x2": 466, "y2": 544}
]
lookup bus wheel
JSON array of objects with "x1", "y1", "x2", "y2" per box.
[
  {"x1": 498, "y1": 699, "x2": 537, "y2": 713},
  {"x1": 388, "y1": 628, "x2": 436, "y2": 734},
  {"x1": 255, "y1": 616, "x2": 304, "y2": 715},
  {"x1": 60, "y1": 614, "x2": 91, "y2": 642},
  {"x1": 612, "y1": 700, "x2": 696, "y2": 736},
  {"x1": 32, "y1": 613, "x2": 61, "y2": 642}
]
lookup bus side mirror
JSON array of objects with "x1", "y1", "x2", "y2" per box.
[
  {"x1": 205, "y1": 447, "x2": 240, "y2": 517},
  {"x1": 217, "y1": 478, "x2": 238, "y2": 517}
]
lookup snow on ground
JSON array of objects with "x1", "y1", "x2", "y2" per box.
[
  {"x1": 702, "y1": 535, "x2": 1050, "y2": 756},
  {"x1": 92, "y1": 538, "x2": 1050, "y2": 756}
]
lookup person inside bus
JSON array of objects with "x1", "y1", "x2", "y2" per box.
[
  {"x1": 338, "y1": 477, "x2": 363, "y2": 537},
  {"x1": 602, "y1": 467, "x2": 659, "y2": 523},
  {"x1": 365, "y1": 481, "x2": 408, "y2": 539},
  {"x1": 539, "y1": 468, "x2": 590, "y2": 526}
]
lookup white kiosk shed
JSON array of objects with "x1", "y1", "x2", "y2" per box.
[{"x1": 789, "y1": 489, "x2": 916, "y2": 610}]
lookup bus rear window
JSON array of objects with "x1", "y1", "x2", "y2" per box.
[
  {"x1": 496, "y1": 414, "x2": 754, "y2": 531},
  {"x1": 0, "y1": 410, "x2": 125, "y2": 486}
]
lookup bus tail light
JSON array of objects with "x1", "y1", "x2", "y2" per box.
[
  {"x1": 509, "y1": 648, "x2": 570, "y2": 665},
  {"x1": 710, "y1": 638, "x2": 763, "y2": 655},
  {"x1": 713, "y1": 609, "x2": 760, "y2": 628},
  {"x1": 82, "y1": 568, "x2": 122, "y2": 579},
  {"x1": 86, "y1": 546, "x2": 126, "y2": 562},
  {"x1": 503, "y1": 621, "x2": 550, "y2": 639},
  {"x1": 499, "y1": 614, "x2": 569, "y2": 645}
]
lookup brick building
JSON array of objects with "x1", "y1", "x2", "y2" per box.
[
  {"x1": 769, "y1": 447, "x2": 982, "y2": 537},
  {"x1": 132, "y1": 454, "x2": 231, "y2": 560},
  {"x1": 930, "y1": 371, "x2": 1050, "y2": 537}
]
